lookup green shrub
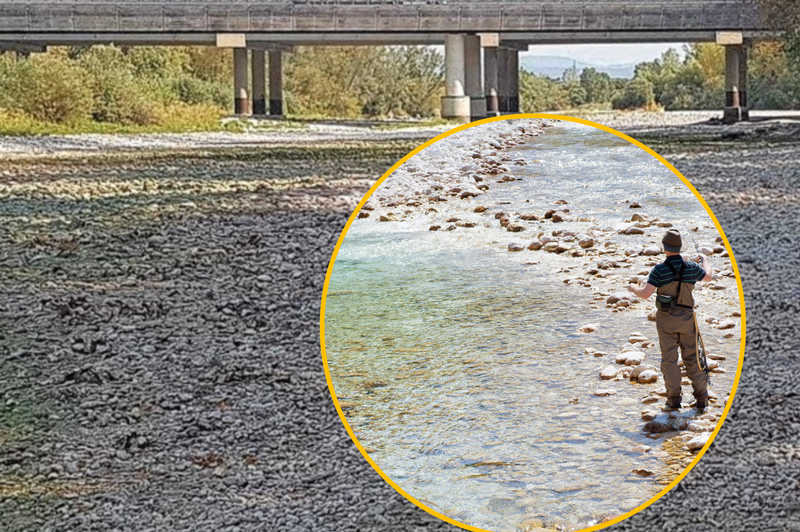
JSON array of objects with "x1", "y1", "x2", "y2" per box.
[
  {"x1": 173, "y1": 74, "x2": 230, "y2": 108},
  {"x1": 77, "y1": 46, "x2": 159, "y2": 125},
  {"x1": 520, "y1": 70, "x2": 570, "y2": 112},
  {"x1": 612, "y1": 79, "x2": 656, "y2": 110},
  {"x1": 19, "y1": 54, "x2": 93, "y2": 123}
]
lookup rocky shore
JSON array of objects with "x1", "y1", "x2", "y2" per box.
[{"x1": 352, "y1": 118, "x2": 742, "y2": 513}]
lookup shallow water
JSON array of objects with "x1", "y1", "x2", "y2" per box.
[{"x1": 324, "y1": 122, "x2": 738, "y2": 531}]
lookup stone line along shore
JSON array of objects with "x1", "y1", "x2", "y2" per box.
[
  {"x1": 359, "y1": 118, "x2": 553, "y2": 217},
  {"x1": 354, "y1": 118, "x2": 743, "y2": 492}
]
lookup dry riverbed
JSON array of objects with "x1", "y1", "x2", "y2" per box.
[{"x1": 0, "y1": 112, "x2": 797, "y2": 532}]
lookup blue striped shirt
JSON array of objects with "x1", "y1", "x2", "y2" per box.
[{"x1": 647, "y1": 255, "x2": 706, "y2": 288}]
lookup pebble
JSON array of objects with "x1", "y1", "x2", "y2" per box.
[
  {"x1": 594, "y1": 389, "x2": 618, "y2": 397},
  {"x1": 579, "y1": 323, "x2": 599, "y2": 333}
]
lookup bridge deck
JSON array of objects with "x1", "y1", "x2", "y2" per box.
[{"x1": 0, "y1": 2, "x2": 768, "y2": 36}]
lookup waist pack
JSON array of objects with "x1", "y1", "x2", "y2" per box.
[
  {"x1": 656, "y1": 260, "x2": 693, "y2": 312},
  {"x1": 655, "y1": 294, "x2": 677, "y2": 311}
]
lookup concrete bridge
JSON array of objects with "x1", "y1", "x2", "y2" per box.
[{"x1": 0, "y1": 1, "x2": 778, "y2": 122}]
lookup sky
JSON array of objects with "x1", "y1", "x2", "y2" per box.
[{"x1": 522, "y1": 43, "x2": 688, "y2": 66}]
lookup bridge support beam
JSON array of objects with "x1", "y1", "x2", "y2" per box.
[
  {"x1": 441, "y1": 34, "x2": 471, "y2": 123},
  {"x1": 252, "y1": 49, "x2": 266, "y2": 116},
  {"x1": 269, "y1": 51, "x2": 284, "y2": 117},
  {"x1": 464, "y1": 34, "x2": 485, "y2": 121},
  {"x1": 723, "y1": 43, "x2": 748, "y2": 123},
  {"x1": 233, "y1": 48, "x2": 249, "y2": 116},
  {"x1": 484, "y1": 47, "x2": 500, "y2": 117}
]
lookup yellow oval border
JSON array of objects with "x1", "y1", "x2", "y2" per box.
[{"x1": 319, "y1": 113, "x2": 746, "y2": 532}]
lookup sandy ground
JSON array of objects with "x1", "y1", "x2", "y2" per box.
[{"x1": 0, "y1": 112, "x2": 798, "y2": 531}]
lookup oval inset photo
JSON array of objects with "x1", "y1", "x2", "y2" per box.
[{"x1": 321, "y1": 115, "x2": 745, "y2": 532}]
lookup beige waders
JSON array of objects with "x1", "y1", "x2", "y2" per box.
[{"x1": 655, "y1": 278, "x2": 708, "y2": 404}]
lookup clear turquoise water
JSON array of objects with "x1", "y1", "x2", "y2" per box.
[{"x1": 324, "y1": 121, "x2": 734, "y2": 531}]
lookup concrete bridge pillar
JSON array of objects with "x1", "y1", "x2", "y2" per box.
[
  {"x1": 496, "y1": 48, "x2": 509, "y2": 113},
  {"x1": 233, "y1": 48, "x2": 249, "y2": 116},
  {"x1": 252, "y1": 49, "x2": 266, "y2": 116},
  {"x1": 464, "y1": 34, "x2": 485, "y2": 121},
  {"x1": 441, "y1": 34, "x2": 471, "y2": 122},
  {"x1": 269, "y1": 51, "x2": 284, "y2": 117},
  {"x1": 508, "y1": 49, "x2": 520, "y2": 113},
  {"x1": 484, "y1": 47, "x2": 500, "y2": 117},
  {"x1": 739, "y1": 43, "x2": 749, "y2": 121},
  {"x1": 723, "y1": 43, "x2": 748, "y2": 123}
]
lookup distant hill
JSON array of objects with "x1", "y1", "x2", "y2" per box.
[{"x1": 519, "y1": 55, "x2": 637, "y2": 80}]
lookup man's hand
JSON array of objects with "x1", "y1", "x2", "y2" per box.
[
  {"x1": 628, "y1": 281, "x2": 656, "y2": 299},
  {"x1": 698, "y1": 254, "x2": 713, "y2": 282}
]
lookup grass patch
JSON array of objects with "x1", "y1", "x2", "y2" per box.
[{"x1": 0, "y1": 104, "x2": 226, "y2": 136}]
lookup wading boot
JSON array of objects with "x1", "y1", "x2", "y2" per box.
[
  {"x1": 694, "y1": 397, "x2": 707, "y2": 411},
  {"x1": 665, "y1": 398, "x2": 682, "y2": 410}
]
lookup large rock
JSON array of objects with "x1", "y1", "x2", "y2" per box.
[
  {"x1": 600, "y1": 366, "x2": 619, "y2": 380},
  {"x1": 637, "y1": 369, "x2": 659, "y2": 383},
  {"x1": 630, "y1": 364, "x2": 657, "y2": 380},
  {"x1": 625, "y1": 352, "x2": 645, "y2": 366},
  {"x1": 625, "y1": 226, "x2": 645, "y2": 235},
  {"x1": 686, "y1": 433, "x2": 710, "y2": 451},
  {"x1": 579, "y1": 237, "x2": 594, "y2": 249},
  {"x1": 527, "y1": 240, "x2": 543, "y2": 251},
  {"x1": 508, "y1": 242, "x2": 524, "y2": 252},
  {"x1": 552, "y1": 211, "x2": 571, "y2": 223},
  {"x1": 615, "y1": 352, "x2": 631, "y2": 364},
  {"x1": 642, "y1": 245, "x2": 661, "y2": 256},
  {"x1": 644, "y1": 420, "x2": 670, "y2": 433},
  {"x1": 688, "y1": 420, "x2": 713, "y2": 433},
  {"x1": 555, "y1": 243, "x2": 572, "y2": 254},
  {"x1": 607, "y1": 292, "x2": 635, "y2": 305}
]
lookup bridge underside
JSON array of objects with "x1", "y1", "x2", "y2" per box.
[{"x1": 0, "y1": 2, "x2": 777, "y2": 122}]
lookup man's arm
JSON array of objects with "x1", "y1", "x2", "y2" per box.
[
  {"x1": 698, "y1": 254, "x2": 713, "y2": 282},
  {"x1": 627, "y1": 281, "x2": 656, "y2": 299}
]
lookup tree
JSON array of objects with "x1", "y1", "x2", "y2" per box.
[
  {"x1": 580, "y1": 67, "x2": 613, "y2": 104},
  {"x1": 519, "y1": 70, "x2": 570, "y2": 112},
  {"x1": 612, "y1": 78, "x2": 655, "y2": 110}
]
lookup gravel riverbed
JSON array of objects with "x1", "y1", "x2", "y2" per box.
[{"x1": 0, "y1": 112, "x2": 798, "y2": 531}]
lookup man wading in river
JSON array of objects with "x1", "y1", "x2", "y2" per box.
[{"x1": 626, "y1": 229, "x2": 713, "y2": 410}]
